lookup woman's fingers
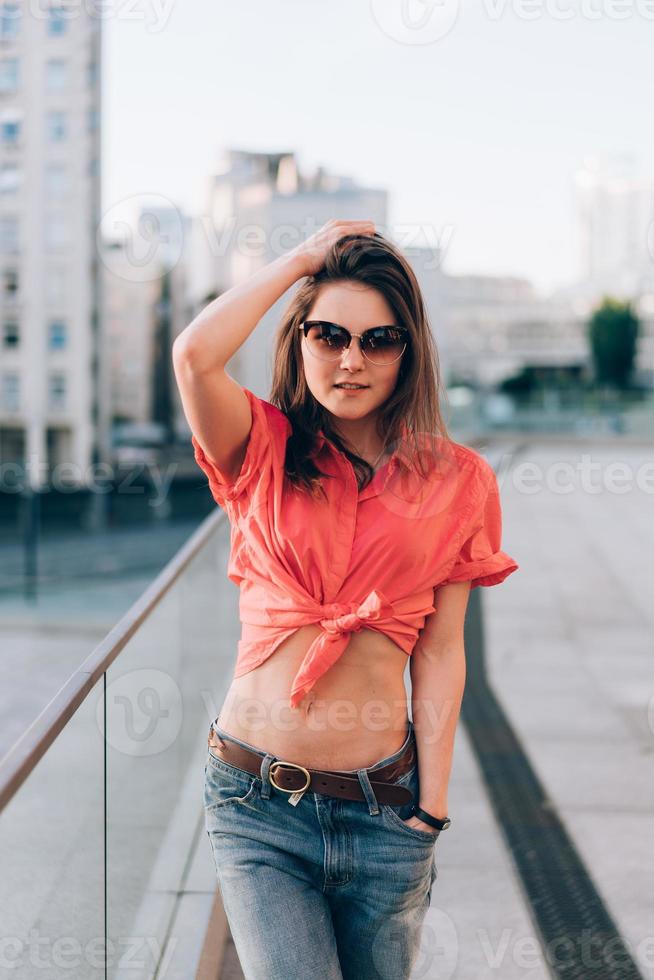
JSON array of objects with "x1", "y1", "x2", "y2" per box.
[{"x1": 290, "y1": 219, "x2": 376, "y2": 276}]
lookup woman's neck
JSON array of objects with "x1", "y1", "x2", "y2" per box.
[{"x1": 331, "y1": 420, "x2": 385, "y2": 466}]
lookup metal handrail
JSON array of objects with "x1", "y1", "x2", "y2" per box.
[{"x1": 0, "y1": 507, "x2": 226, "y2": 813}]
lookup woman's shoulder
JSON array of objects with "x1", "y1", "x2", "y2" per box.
[
  {"x1": 417, "y1": 433, "x2": 493, "y2": 478},
  {"x1": 247, "y1": 389, "x2": 292, "y2": 439},
  {"x1": 444, "y1": 439, "x2": 494, "y2": 479},
  {"x1": 416, "y1": 434, "x2": 494, "y2": 507}
]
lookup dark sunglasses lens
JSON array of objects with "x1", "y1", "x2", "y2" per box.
[
  {"x1": 361, "y1": 328, "x2": 406, "y2": 364},
  {"x1": 305, "y1": 323, "x2": 349, "y2": 358}
]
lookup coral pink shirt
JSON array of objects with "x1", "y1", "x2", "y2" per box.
[{"x1": 192, "y1": 387, "x2": 518, "y2": 708}]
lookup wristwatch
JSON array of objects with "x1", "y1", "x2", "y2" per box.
[{"x1": 411, "y1": 805, "x2": 452, "y2": 832}]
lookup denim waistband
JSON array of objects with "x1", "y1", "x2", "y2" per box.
[{"x1": 210, "y1": 716, "x2": 415, "y2": 774}]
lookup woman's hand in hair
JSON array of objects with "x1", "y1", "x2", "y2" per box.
[{"x1": 289, "y1": 218, "x2": 376, "y2": 277}]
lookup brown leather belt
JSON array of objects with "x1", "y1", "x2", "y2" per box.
[{"x1": 207, "y1": 725, "x2": 416, "y2": 806}]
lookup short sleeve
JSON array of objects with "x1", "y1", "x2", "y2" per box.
[
  {"x1": 190, "y1": 386, "x2": 273, "y2": 509},
  {"x1": 440, "y1": 464, "x2": 519, "y2": 589}
]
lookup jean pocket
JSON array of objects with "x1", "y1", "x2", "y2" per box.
[
  {"x1": 204, "y1": 752, "x2": 260, "y2": 812},
  {"x1": 383, "y1": 802, "x2": 440, "y2": 844},
  {"x1": 381, "y1": 763, "x2": 440, "y2": 845}
]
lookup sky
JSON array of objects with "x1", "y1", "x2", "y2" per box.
[{"x1": 104, "y1": 0, "x2": 654, "y2": 295}]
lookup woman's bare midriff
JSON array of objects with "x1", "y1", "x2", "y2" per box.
[{"x1": 215, "y1": 625, "x2": 411, "y2": 771}]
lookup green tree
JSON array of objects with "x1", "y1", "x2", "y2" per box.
[{"x1": 588, "y1": 296, "x2": 639, "y2": 390}]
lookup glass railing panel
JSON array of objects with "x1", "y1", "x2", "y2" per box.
[
  {"x1": 179, "y1": 520, "x2": 243, "y2": 742},
  {"x1": 105, "y1": 516, "x2": 235, "y2": 979},
  {"x1": 0, "y1": 683, "x2": 105, "y2": 980}
]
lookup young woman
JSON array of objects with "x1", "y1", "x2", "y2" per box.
[{"x1": 173, "y1": 219, "x2": 518, "y2": 980}]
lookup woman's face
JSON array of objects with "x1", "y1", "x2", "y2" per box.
[{"x1": 300, "y1": 281, "x2": 404, "y2": 424}]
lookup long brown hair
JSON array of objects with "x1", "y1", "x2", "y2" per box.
[{"x1": 269, "y1": 232, "x2": 453, "y2": 499}]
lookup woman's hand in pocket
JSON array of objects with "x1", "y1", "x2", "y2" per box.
[{"x1": 403, "y1": 815, "x2": 440, "y2": 837}]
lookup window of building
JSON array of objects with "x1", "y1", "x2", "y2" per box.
[
  {"x1": 0, "y1": 163, "x2": 20, "y2": 193},
  {"x1": 46, "y1": 4, "x2": 67, "y2": 36},
  {"x1": 45, "y1": 163, "x2": 68, "y2": 197},
  {"x1": 1, "y1": 372, "x2": 19, "y2": 412},
  {"x1": 0, "y1": 4, "x2": 21, "y2": 41},
  {"x1": 0, "y1": 214, "x2": 18, "y2": 252},
  {"x1": 0, "y1": 57, "x2": 18, "y2": 93},
  {"x1": 48, "y1": 372, "x2": 66, "y2": 410},
  {"x1": 46, "y1": 110, "x2": 66, "y2": 142},
  {"x1": 2, "y1": 320, "x2": 18, "y2": 347},
  {"x1": 45, "y1": 267, "x2": 66, "y2": 304},
  {"x1": 45, "y1": 214, "x2": 68, "y2": 251},
  {"x1": 45, "y1": 58, "x2": 67, "y2": 91},
  {"x1": 3, "y1": 268, "x2": 18, "y2": 296},
  {"x1": 0, "y1": 112, "x2": 21, "y2": 145},
  {"x1": 48, "y1": 320, "x2": 66, "y2": 350}
]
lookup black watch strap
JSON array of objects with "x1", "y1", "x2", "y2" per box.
[{"x1": 412, "y1": 805, "x2": 452, "y2": 831}]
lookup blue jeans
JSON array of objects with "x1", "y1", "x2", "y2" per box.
[{"x1": 203, "y1": 718, "x2": 439, "y2": 980}]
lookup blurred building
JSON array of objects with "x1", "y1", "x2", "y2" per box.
[
  {"x1": 574, "y1": 154, "x2": 654, "y2": 300},
  {"x1": 0, "y1": 4, "x2": 102, "y2": 487},
  {"x1": 631, "y1": 296, "x2": 654, "y2": 387},
  {"x1": 437, "y1": 273, "x2": 589, "y2": 388},
  {"x1": 102, "y1": 204, "x2": 191, "y2": 448},
  {"x1": 544, "y1": 153, "x2": 654, "y2": 386},
  {"x1": 103, "y1": 242, "x2": 161, "y2": 428},
  {"x1": 441, "y1": 275, "x2": 654, "y2": 391}
]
